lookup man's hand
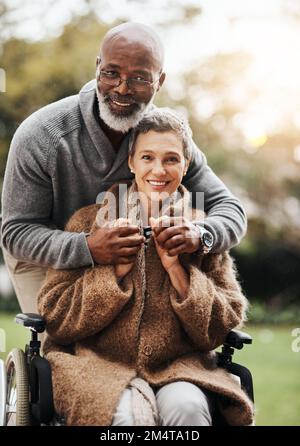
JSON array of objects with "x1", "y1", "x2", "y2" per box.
[
  {"x1": 151, "y1": 216, "x2": 200, "y2": 256},
  {"x1": 87, "y1": 218, "x2": 145, "y2": 266}
]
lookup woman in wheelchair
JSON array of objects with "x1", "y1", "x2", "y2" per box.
[{"x1": 37, "y1": 108, "x2": 254, "y2": 426}]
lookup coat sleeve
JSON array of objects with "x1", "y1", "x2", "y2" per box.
[
  {"x1": 37, "y1": 205, "x2": 134, "y2": 345},
  {"x1": 37, "y1": 265, "x2": 134, "y2": 345},
  {"x1": 169, "y1": 252, "x2": 248, "y2": 351}
]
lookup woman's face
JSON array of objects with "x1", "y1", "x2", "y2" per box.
[{"x1": 128, "y1": 130, "x2": 188, "y2": 202}]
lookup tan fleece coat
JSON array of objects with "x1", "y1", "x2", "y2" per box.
[{"x1": 37, "y1": 183, "x2": 254, "y2": 426}]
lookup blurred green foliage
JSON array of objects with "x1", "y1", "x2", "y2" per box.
[
  {"x1": 248, "y1": 302, "x2": 300, "y2": 325},
  {"x1": 0, "y1": 13, "x2": 110, "y2": 176}
]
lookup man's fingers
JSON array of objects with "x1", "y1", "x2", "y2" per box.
[
  {"x1": 167, "y1": 243, "x2": 187, "y2": 256},
  {"x1": 151, "y1": 216, "x2": 186, "y2": 234},
  {"x1": 151, "y1": 217, "x2": 173, "y2": 235},
  {"x1": 151, "y1": 216, "x2": 170, "y2": 232},
  {"x1": 161, "y1": 234, "x2": 184, "y2": 250},
  {"x1": 155, "y1": 226, "x2": 182, "y2": 244},
  {"x1": 115, "y1": 225, "x2": 140, "y2": 236},
  {"x1": 118, "y1": 246, "x2": 142, "y2": 256},
  {"x1": 95, "y1": 228, "x2": 143, "y2": 245},
  {"x1": 117, "y1": 256, "x2": 137, "y2": 264},
  {"x1": 117, "y1": 234, "x2": 145, "y2": 247}
]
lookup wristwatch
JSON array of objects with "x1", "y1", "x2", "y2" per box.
[{"x1": 196, "y1": 225, "x2": 214, "y2": 254}]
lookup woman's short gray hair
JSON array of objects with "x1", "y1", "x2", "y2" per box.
[{"x1": 128, "y1": 107, "x2": 193, "y2": 161}]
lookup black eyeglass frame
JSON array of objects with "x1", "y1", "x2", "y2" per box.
[{"x1": 98, "y1": 69, "x2": 160, "y2": 91}]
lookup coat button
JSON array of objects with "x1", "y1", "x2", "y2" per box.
[{"x1": 143, "y1": 345, "x2": 152, "y2": 356}]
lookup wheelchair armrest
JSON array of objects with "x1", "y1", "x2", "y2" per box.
[
  {"x1": 15, "y1": 313, "x2": 46, "y2": 333},
  {"x1": 224, "y1": 329, "x2": 252, "y2": 350}
]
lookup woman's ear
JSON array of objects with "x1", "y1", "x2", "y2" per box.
[
  {"x1": 183, "y1": 160, "x2": 190, "y2": 176},
  {"x1": 128, "y1": 157, "x2": 134, "y2": 174}
]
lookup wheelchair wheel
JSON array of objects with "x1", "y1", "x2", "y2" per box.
[{"x1": 5, "y1": 348, "x2": 30, "y2": 426}]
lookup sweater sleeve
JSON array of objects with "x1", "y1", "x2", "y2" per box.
[
  {"x1": 1, "y1": 117, "x2": 94, "y2": 269},
  {"x1": 182, "y1": 142, "x2": 247, "y2": 252},
  {"x1": 37, "y1": 265, "x2": 134, "y2": 345},
  {"x1": 169, "y1": 252, "x2": 248, "y2": 352}
]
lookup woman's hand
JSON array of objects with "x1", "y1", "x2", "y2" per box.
[
  {"x1": 150, "y1": 217, "x2": 180, "y2": 271},
  {"x1": 150, "y1": 217, "x2": 189, "y2": 298}
]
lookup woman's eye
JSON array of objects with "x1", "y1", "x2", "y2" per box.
[
  {"x1": 141, "y1": 155, "x2": 151, "y2": 160},
  {"x1": 166, "y1": 157, "x2": 179, "y2": 163}
]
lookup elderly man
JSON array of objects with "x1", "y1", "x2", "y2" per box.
[{"x1": 1, "y1": 22, "x2": 246, "y2": 313}]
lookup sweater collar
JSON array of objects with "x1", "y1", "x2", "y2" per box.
[{"x1": 79, "y1": 79, "x2": 112, "y2": 155}]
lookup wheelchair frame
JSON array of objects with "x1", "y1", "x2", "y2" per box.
[{"x1": 0, "y1": 312, "x2": 254, "y2": 426}]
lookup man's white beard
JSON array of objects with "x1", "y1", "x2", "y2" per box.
[{"x1": 96, "y1": 87, "x2": 154, "y2": 133}]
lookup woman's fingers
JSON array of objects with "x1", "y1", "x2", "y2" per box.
[{"x1": 113, "y1": 218, "x2": 131, "y2": 227}]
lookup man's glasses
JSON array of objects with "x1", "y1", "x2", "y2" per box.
[{"x1": 99, "y1": 70, "x2": 159, "y2": 92}]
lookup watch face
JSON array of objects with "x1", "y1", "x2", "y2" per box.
[
  {"x1": 203, "y1": 231, "x2": 214, "y2": 248},
  {"x1": 143, "y1": 226, "x2": 152, "y2": 240}
]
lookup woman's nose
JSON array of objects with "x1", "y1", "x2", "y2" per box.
[{"x1": 152, "y1": 162, "x2": 166, "y2": 175}]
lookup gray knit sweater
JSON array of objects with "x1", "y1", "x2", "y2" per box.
[{"x1": 1, "y1": 80, "x2": 246, "y2": 269}]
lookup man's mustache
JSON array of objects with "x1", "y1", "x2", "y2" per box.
[{"x1": 104, "y1": 94, "x2": 137, "y2": 105}]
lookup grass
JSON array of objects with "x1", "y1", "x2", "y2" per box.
[
  {"x1": 0, "y1": 313, "x2": 31, "y2": 357},
  {"x1": 235, "y1": 325, "x2": 300, "y2": 426},
  {"x1": 1, "y1": 313, "x2": 300, "y2": 426},
  {"x1": 229, "y1": 325, "x2": 300, "y2": 426}
]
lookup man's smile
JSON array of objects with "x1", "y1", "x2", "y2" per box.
[
  {"x1": 106, "y1": 96, "x2": 138, "y2": 114},
  {"x1": 111, "y1": 100, "x2": 132, "y2": 107}
]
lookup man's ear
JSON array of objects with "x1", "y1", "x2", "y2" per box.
[
  {"x1": 156, "y1": 72, "x2": 166, "y2": 92},
  {"x1": 96, "y1": 57, "x2": 101, "y2": 78}
]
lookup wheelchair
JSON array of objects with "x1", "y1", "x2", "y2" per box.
[{"x1": 0, "y1": 313, "x2": 254, "y2": 426}]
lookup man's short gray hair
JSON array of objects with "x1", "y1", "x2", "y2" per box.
[{"x1": 128, "y1": 107, "x2": 193, "y2": 161}]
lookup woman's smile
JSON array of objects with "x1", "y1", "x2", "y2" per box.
[{"x1": 146, "y1": 179, "x2": 171, "y2": 190}]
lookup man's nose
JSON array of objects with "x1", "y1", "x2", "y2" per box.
[{"x1": 113, "y1": 78, "x2": 132, "y2": 95}]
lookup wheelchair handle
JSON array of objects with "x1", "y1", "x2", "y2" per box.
[{"x1": 15, "y1": 313, "x2": 46, "y2": 333}]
